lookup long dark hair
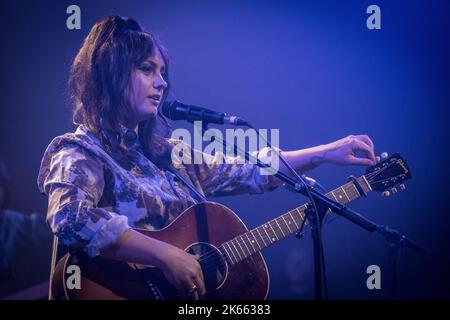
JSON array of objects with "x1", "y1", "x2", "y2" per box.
[{"x1": 69, "y1": 15, "x2": 172, "y2": 164}]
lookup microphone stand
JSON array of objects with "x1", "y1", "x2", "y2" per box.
[
  {"x1": 197, "y1": 121, "x2": 425, "y2": 300},
  {"x1": 200, "y1": 122, "x2": 376, "y2": 300},
  {"x1": 244, "y1": 124, "x2": 329, "y2": 300},
  {"x1": 375, "y1": 225, "x2": 426, "y2": 298}
]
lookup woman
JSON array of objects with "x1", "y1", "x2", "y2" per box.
[{"x1": 37, "y1": 15, "x2": 376, "y2": 300}]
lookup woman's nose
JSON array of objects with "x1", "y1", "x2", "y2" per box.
[{"x1": 154, "y1": 73, "x2": 168, "y2": 90}]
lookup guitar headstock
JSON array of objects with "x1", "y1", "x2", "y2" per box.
[{"x1": 364, "y1": 153, "x2": 411, "y2": 195}]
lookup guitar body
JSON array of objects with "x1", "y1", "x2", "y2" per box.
[{"x1": 51, "y1": 202, "x2": 269, "y2": 300}]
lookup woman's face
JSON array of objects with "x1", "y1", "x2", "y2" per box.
[{"x1": 127, "y1": 48, "x2": 168, "y2": 127}]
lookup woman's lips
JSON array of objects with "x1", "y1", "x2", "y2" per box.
[{"x1": 148, "y1": 97, "x2": 160, "y2": 105}]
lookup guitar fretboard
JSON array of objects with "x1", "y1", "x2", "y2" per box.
[{"x1": 220, "y1": 175, "x2": 372, "y2": 265}]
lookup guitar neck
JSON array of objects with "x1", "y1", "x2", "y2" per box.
[{"x1": 220, "y1": 175, "x2": 372, "y2": 265}]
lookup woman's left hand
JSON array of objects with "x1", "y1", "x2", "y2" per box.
[{"x1": 321, "y1": 134, "x2": 377, "y2": 166}]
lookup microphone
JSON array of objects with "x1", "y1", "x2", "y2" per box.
[{"x1": 161, "y1": 100, "x2": 248, "y2": 126}]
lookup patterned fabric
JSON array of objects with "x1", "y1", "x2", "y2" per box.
[{"x1": 37, "y1": 125, "x2": 280, "y2": 257}]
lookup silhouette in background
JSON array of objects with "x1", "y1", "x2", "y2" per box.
[{"x1": 0, "y1": 158, "x2": 52, "y2": 298}]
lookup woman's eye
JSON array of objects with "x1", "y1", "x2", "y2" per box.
[{"x1": 140, "y1": 65, "x2": 153, "y2": 73}]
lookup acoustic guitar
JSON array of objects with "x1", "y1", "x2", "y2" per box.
[{"x1": 51, "y1": 153, "x2": 411, "y2": 300}]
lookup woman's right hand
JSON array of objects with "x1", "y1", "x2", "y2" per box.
[
  {"x1": 159, "y1": 243, "x2": 206, "y2": 300},
  {"x1": 100, "y1": 229, "x2": 206, "y2": 300}
]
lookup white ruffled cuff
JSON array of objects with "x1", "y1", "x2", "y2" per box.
[{"x1": 85, "y1": 214, "x2": 130, "y2": 258}]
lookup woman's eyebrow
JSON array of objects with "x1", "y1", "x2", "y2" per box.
[{"x1": 143, "y1": 59, "x2": 165, "y2": 70}]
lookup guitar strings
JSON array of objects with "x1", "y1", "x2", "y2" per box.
[{"x1": 196, "y1": 184, "x2": 364, "y2": 266}]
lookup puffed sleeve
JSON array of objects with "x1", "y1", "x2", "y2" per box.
[
  {"x1": 169, "y1": 139, "x2": 283, "y2": 197},
  {"x1": 39, "y1": 144, "x2": 130, "y2": 258}
]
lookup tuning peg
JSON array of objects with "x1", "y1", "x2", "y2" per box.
[
  {"x1": 375, "y1": 156, "x2": 381, "y2": 163},
  {"x1": 400, "y1": 184, "x2": 406, "y2": 190},
  {"x1": 391, "y1": 187, "x2": 398, "y2": 194},
  {"x1": 382, "y1": 190, "x2": 390, "y2": 197},
  {"x1": 381, "y1": 152, "x2": 388, "y2": 159}
]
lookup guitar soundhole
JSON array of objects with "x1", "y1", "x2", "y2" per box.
[{"x1": 186, "y1": 243, "x2": 228, "y2": 292}]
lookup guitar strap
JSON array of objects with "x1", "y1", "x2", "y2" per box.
[
  {"x1": 193, "y1": 202, "x2": 210, "y2": 244},
  {"x1": 166, "y1": 165, "x2": 210, "y2": 243}
]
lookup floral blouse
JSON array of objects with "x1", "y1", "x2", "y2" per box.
[{"x1": 37, "y1": 125, "x2": 280, "y2": 258}]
